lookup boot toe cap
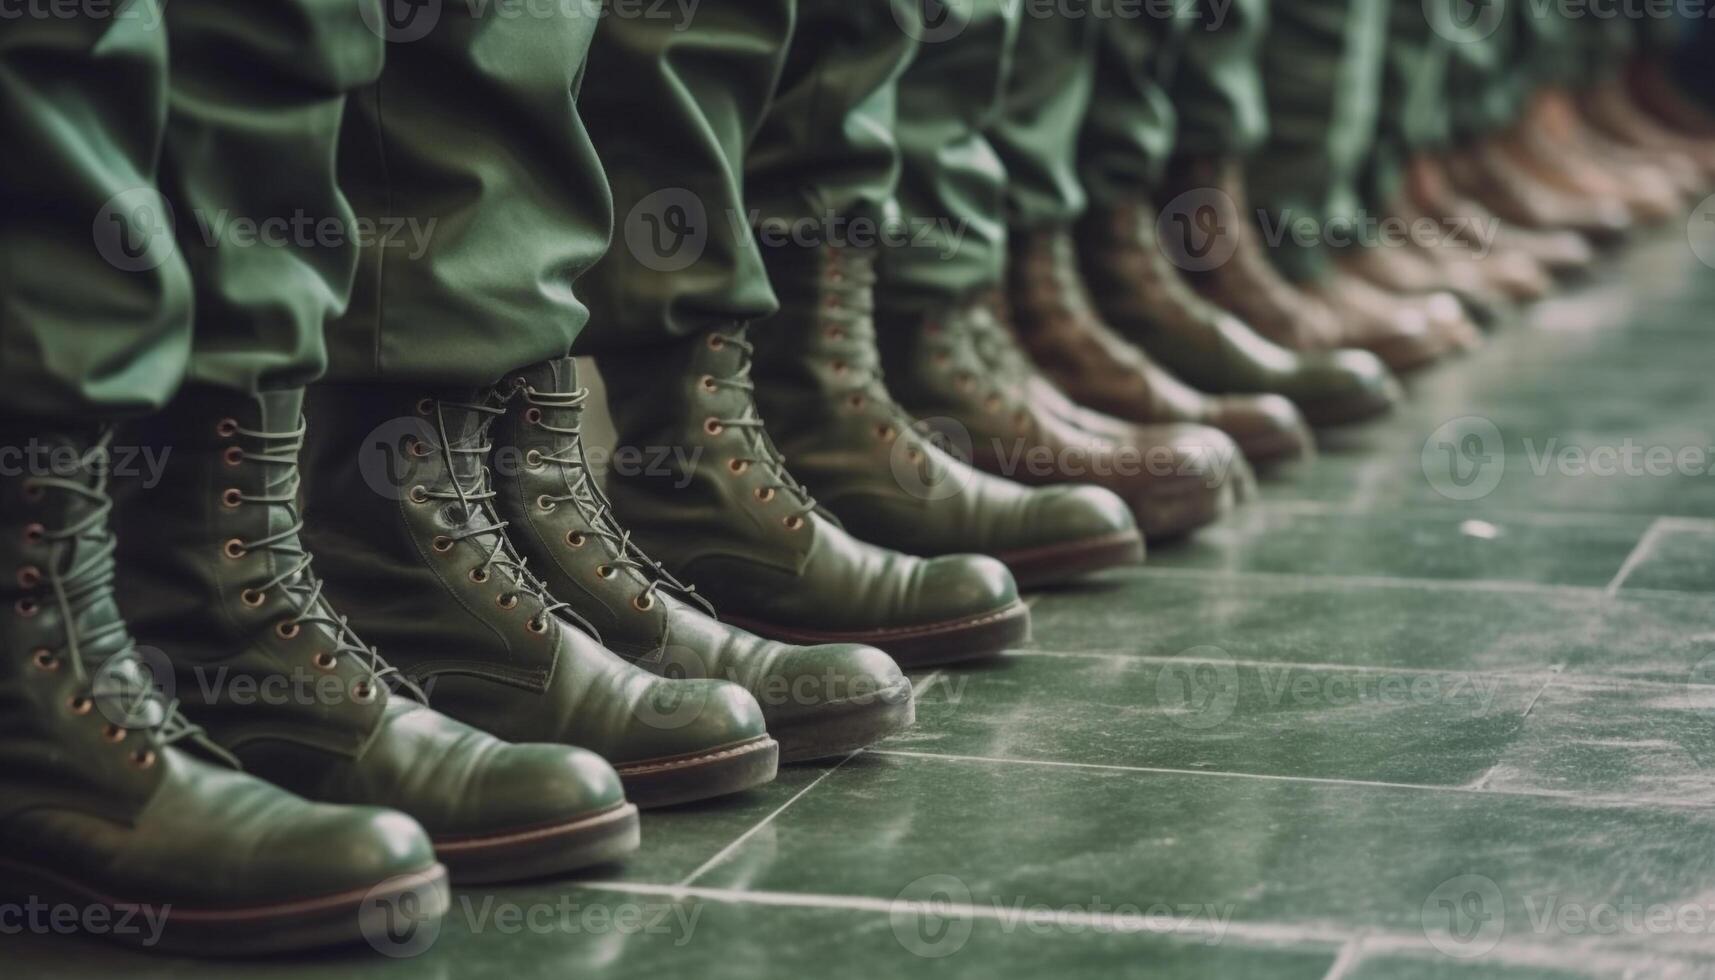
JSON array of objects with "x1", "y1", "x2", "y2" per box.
[
  {"x1": 917, "y1": 553, "x2": 1020, "y2": 622},
  {"x1": 622, "y1": 678, "x2": 770, "y2": 765},
  {"x1": 1208, "y1": 393, "x2": 1313, "y2": 464},
  {"x1": 452, "y1": 742, "x2": 628, "y2": 836},
  {"x1": 1025, "y1": 484, "x2": 1139, "y2": 542}
]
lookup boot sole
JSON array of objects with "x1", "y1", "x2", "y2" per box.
[
  {"x1": 616, "y1": 735, "x2": 780, "y2": 809},
  {"x1": 434, "y1": 802, "x2": 641, "y2": 884},
  {"x1": 0, "y1": 857, "x2": 450, "y2": 957},
  {"x1": 724, "y1": 599, "x2": 1032, "y2": 669},
  {"x1": 997, "y1": 530, "x2": 1145, "y2": 590},
  {"x1": 773, "y1": 676, "x2": 919, "y2": 764}
]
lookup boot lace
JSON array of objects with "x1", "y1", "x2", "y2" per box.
[{"x1": 705, "y1": 330, "x2": 820, "y2": 526}]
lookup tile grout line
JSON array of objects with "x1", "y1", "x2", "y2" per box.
[
  {"x1": 1089, "y1": 564, "x2": 1715, "y2": 604},
  {"x1": 1252, "y1": 498, "x2": 1715, "y2": 531},
  {"x1": 866, "y1": 748, "x2": 1715, "y2": 809},
  {"x1": 675, "y1": 751, "x2": 862, "y2": 889},
  {"x1": 1318, "y1": 935, "x2": 1366, "y2": 980},
  {"x1": 1604, "y1": 517, "x2": 1667, "y2": 597},
  {"x1": 1518, "y1": 662, "x2": 1564, "y2": 719}
]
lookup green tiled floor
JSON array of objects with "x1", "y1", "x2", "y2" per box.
[{"x1": 14, "y1": 234, "x2": 1715, "y2": 977}]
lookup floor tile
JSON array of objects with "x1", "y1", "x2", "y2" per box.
[{"x1": 1616, "y1": 524, "x2": 1715, "y2": 595}]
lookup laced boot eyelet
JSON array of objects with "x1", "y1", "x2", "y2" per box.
[
  {"x1": 221, "y1": 488, "x2": 244, "y2": 509},
  {"x1": 825, "y1": 326, "x2": 845, "y2": 341},
  {"x1": 32, "y1": 649, "x2": 58, "y2": 671},
  {"x1": 699, "y1": 375, "x2": 718, "y2": 393},
  {"x1": 68, "y1": 696, "x2": 93, "y2": 716},
  {"x1": 351, "y1": 681, "x2": 377, "y2": 704},
  {"x1": 432, "y1": 536, "x2": 455, "y2": 553},
  {"x1": 536, "y1": 494, "x2": 556, "y2": 512},
  {"x1": 933, "y1": 351, "x2": 951, "y2": 366},
  {"x1": 408, "y1": 485, "x2": 430, "y2": 504},
  {"x1": 830, "y1": 360, "x2": 848, "y2": 376},
  {"x1": 906, "y1": 448, "x2": 924, "y2": 464},
  {"x1": 17, "y1": 565, "x2": 42, "y2": 589},
  {"x1": 876, "y1": 425, "x2": 897, "y2": 443},
  {"x1": 407, "y1": 439, "x2": 432, "y2": 459},
  {"x1": 783, "y1": 515, "x2": 805, "y2": 531},
  {"x1": 469, "y1": 567, "x2": 490, "y2": 583},
  {"x1": 754, "y1": 487, "x2": 776, "y2": 503},
  {"x1": 16, "y1": 598, "x2": 40, "y2": 618},
  {"x1": 704, "y1": 418, "x2": 725, "y2": 436},
  {"x1": 275, "y1": 621, "x2": 301, "y2": 640},
  {"x1": 497, "y1": 593, "x2": 519, "y2": 610},
  {"x1": 524, "y1": 407, "x2": 543, "y2": 425},
  {"x1": 241, "y1": 589, "x2": 266, "y2": 608},
  {"x1": 416, "y1": 398, "x2": 436, "y2": 416},
  {"x1": 21, "y1": 483, "x2": 45, "y2": 503},
  {"x1": 22, "y1": 523, "x2": 45, "y2": 545},
  {"x1": 524, "y1": 449, "x2": 544, "y2": 468},
  {"x1": 707, "y1": 334, "x2": 726, "y2": 351},
  {"x1": 526, "y1": 616, "x2": 549, "y2": 634},
  {"x1": 728, "y1": 459, "x2": 750, "y2": 476},
  {"x1": 847, "y1": 394, "x2": 867, "y2": 410},
  {"x1": 222, "y1": 539, "x2": 247, "y2": 560},
  {"x1": 632, "y1": 594, "x2": 656, "y2": 612},
  {"x1": 222, "y1": 447, "x2": 244, "y2": 467},
  {"x1": 130, "y1": 748, "x2": 157, "y2": 770},
  {"x1": 215, "y1": 419, "x2": 239, "y2": 438},
  {"x1": 102, "y1": 724, "x2": 126, "y2": 743},
  {"x1": 595, "y1": 565, "x2": 616, "y2": 580},
  {"x1": 313, "y1": 652, "x2": 337, "y2": 671},
  {"x1": 565, "y1": 531, "x2": 587, "y2": 549}
]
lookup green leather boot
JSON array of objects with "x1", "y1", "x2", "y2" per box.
[
  {"x1": 489, "y1": 359, "x2": 915, "y2": 763},
  {"x1": 113, "y1": 387, "x2": 640, "y2": 880},
  {"x1": 596, "y1": 327, "x2": 1030, "y2": 668},
  {"x1": 752, "y1": 245, "x2": 1144, "y2": 588},
  {"x1": 876, "y1": 292, "x2": 1251, "y2": 541},
  {"x1": 300, "y1": 385, "x2": 777, "y2": 809},
  {"x1": 1, "y1": 426, "x2": 447, "y2": 955}
]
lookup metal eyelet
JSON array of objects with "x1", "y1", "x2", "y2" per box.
[
  {"x1": 102, "y1": 724, "x2": 127, "y2": 743},
  {"x1": 933, "y1": 351, "x2": 951, "y2": 365},
  {"x1": 416, "y1": 398, "x2": 436, "y2": 416},
  {"x1": 906, "y1": 448, "x2": 924, "y2": 464},
  {"x1": 407, "y1": 439, "x2": 432, "y2": 458},
  {"x1": 536, "y1": 494, "x2": 556, "y2": 512},
  {"x1": 223, "y1": 539, "x2": 247, "y2": 560},
  {"x1": 632, "y1": 594, "x2": 656, "y2": 612},
  {"x1": 524, "y1": 407, "x2": 543, "y2": 425},
  {"x1": 728, "y1": 459, "x2": 750, "y2": 476},
  {"x1": 23, "y1": 523, "x2": 45, "y2": 545},
  {"x1": 524, "y1": 449, "x2": 543, "y2": 468},
  {"x1": 408, "y1": 485, "x2": 430, "y2": 504},
  {"x1": 21, "y1": 483, "x2": 45, "y2": 503},
  {"x1": 351, "y1": 682, "x2": 376, "y2": 704},
  {"x1": 32, "y1": 649, "x2": 58, "y2": 671},
  {"x1": 275, "y1": 621, "x2": 302, "y2": 640},
  {"x1": 699, "y1": 375, "x2": 718, "y2": 393},
  {"x1": 469, "y1": 567, "x2": 490, "y2": 584},
  {"x1": 313, "y1": 652, "x2": 337, "y2": 671},
  {"x1": 754, "y1": 487, "x2": 776, "y2": 503},
  {"x1": 825, "y1": 327, "x2": 845, "y2": 341},
  {"x1": 848, "y1": 394, "x2": 866, "y2": 410},
  {"x1": 216, "y1": 419, "x2": 239, "y2": 438},
  {"x1": 68, "y1": 696, "x2": 93, "y2": 716},
  {"x1": 241, "y1": 588, "x2": 266, "y2": 608},
  {"x1": 830, "y1": 360, "x2": 848, "y2": 375},
  {"x1": 17, "y1": 565, "x2": 42, "y2": 589},
  {"x1": 432, "y1": 536, "x2": 455, "y2": 553},
  {"x1": 595, "y1": 565, "x2": 616, "y2": 580},
  {"x1": 704, "y1": 418, "x2": 724, "y2": 436},
  {"x1": 783, "y1": 515, "x2": 805, "y2": 531},
  {"x1": 565, "y1": 531, "x2": 586, "y2": 549},
  {"x1": 131, "y1": 748, "x2": 157, "y2": 770},
  {"x1": 985, "y1": 395, "x2": 1003, "y2": 413},
  {"x1": 16, "y1": 598, "x2": 39, "y2": 618},
  {"x1": 497, "y1": 593, "x2": 519, "y2": 610},
  {"x1": 876, "y1": 424, "x2": 897, "y2": 443},
  {"x1": 707, "y1": 334, "x2": 726, "y2": 351},
  {"x1": 222, "y1": 446, "x2": 244, "y2": 467},
  {"x1": 526, "y1": 616, "x2": 549, "y2": 634},
  {"x1": 221, "y1": 488, "x2": 244, "y2": 509}
]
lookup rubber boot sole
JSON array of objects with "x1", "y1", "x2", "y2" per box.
[
  {"x1": 725, "y1": 598, "x2": 1031, "y2": 669},
  {"x1": 996, "y1": 530, "x2": 1145, "y2": 590},
  {"x1": 772, "y1": 676, "x2": 919, "y2": 764},
  {"x1": 616, "y1": 735, "x2": 780, "y2": 809},
  {"x1": 434, "y1": 802, "x2": 641, "y2": 884},
  {"x1": 0, "y1": 857, "x2": 450, "y2": 957}
]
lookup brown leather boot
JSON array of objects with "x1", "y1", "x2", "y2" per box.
[
  {"x1": 1374, "y1": 191, "x2": 1552, "y2": 306},
  {"x1": 1628, "y1": 60, "x2": 1715, "y2": 145},
  {"x1": 877, "y1": 291, "x2": 1248, "y2": 540},
  {"x1": 1074, "y1": 197, "x2": 1399, "y2": 428},
  {"x1": 1505, "y1": 90, "x2": 1682, "y2": 224},
  {"x1": 1005, "y1": 225, "x2": 1312, "y2": 466},
  {"x1": 1336, "y1": 221, "x2": 1515, "y2": 323},
  {"x1": 1162, "y1": 157, "x2": 1346, "y2": 351},
  {"x1": 1408, "y1": 155, "x2": 1596, "y2": 278},
  {"x1": 1574, "y1": 81, "x2": 1709, "y2": 194},
  {"x1": 1444, "y1": 138, "x2": 1632, "y2": 241},
  {"x1": 1306, "y1": 265, "x2": 1472, "y2": 374}
]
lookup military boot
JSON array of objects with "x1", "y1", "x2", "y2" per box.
[
  {"x1": 1006, "y1": 226, "x2": 1312, "y2": 467},
  {"x1": 745, "y1": 243, "x2": 1143, "y2": 588},
  {"x1": 1444, "y1": 140, "x2": 1632, "y2": 241},
  {"x1": 597, "y1": 327, "x2": 1029, "y2": 665},
  {"x1": 489, "y1": 358, "x2": 915, "y2": 762},
  {"x1": 876, "y1": 291, "x2": 1247, "y2": 540},
  {"x1": 1406, "y1": 156, "x2": 1596, "y2": 278},
  {"x1": 1075, "y1": 196, "x2": 1400, "y2": 427},
  {"x1": 1, "y1": 425, "x2": 447, "y2": 954},
  {"x1": 300, "y1": 384, "x2": 777, "y2": 809},
  {"x1": 113, "y1": 386, "x2": 639, "y2": 879},
  {"x1": 1307, "y1": 265, "x2": 1477, "y2": 374}
]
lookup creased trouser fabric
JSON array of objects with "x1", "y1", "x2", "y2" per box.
[
  {"x1": 326, "y1": 0, "x2": 609, "y2": 383},
  {"x1": 988, "y1": 0, "x2": 1099, "y2": 230},
  {"x1": 0, "y1": 0, "x2": 380, "y2": 418},
  {"x1": 1078, "y1": 6, "x2": 1190, "y2": 207},
  {"x1": 1169, "y1": 0, "x2": 1269, "y2": 159},
  {"x1": 1362, "y1": 0, "x2": 1457, "y2": 209}
]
